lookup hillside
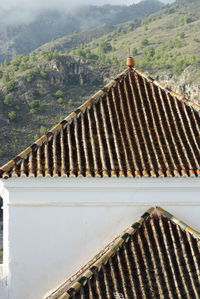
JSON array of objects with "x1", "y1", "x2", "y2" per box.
[
  {"x1": 0, "y1": 53, "x2": 120, "y2": 165},
  {"x1": 77, "y1": 0, "x2": 200, "y2": 78},
  {"x1": 68, "y1": 0, "x2": 200, "y2": 100},
  {"x1": 0, "y1": 0, "x2": 163, "y2": 62},
  {"x1": 36, "y1": 0, "x2": 200, "y2": 84},
  {"x1": 0, "y1": 0, "x2": 200, "y2": 166}
]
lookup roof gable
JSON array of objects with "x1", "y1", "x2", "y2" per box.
[
  {"x1": 1, "y1": 67, "x2": 200, "y2": 178},
  {"x1": 46, "y1": 207, "x2": 200, "y2": 299}
]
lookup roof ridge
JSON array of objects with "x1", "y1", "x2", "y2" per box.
[
  {"x1": 134, "y1": 68, "x2": 200, "y2": 113},
  {"x1": 0, "y1": 68, "x2": 130, "y2": 176},
  {"x1": 46, "y1": 206, "x2": 200, "y2": 299},
  {"x1": 156, "y1": 207, "x2": 200, "y2": 239}
]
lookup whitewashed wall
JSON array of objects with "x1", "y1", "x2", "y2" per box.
[{"x1": 0, "y1": 177, "x2": 200, "y2": 299}]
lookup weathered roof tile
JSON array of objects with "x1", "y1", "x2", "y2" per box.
[{"x1": 1, "y1": 67, "x2": 200, "y2": 178}]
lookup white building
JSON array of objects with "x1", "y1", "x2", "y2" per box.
[{"x1": 0, "y1": 59, "x2": 200, "y2": 298}]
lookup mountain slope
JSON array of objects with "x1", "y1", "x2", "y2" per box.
[
  {"x1": 0, "y1": 53, "x2": 120, "y2": 165},
  {"x1": 0, "y1": 0, "x2": 163, "y2": 62}
]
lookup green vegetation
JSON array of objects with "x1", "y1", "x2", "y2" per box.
[
  {"x1": 4, "y1": 95, "x2": 12, "y2": 106},
  {"x1": 98, "y1": 41, "x2": 112, "y2": 54},
  {"x1": 70, "y1": 47, "x2": 98, "y2": 60},
  {"x1": 28, "y1": 100, "x2": 44, "y2": 114},
  {"x1": 137, "y1": 44, "x2": 196, "y2": 75},
  {"x1": 6, "y1": 81, "x2": 15, "y2": 92},
  {"x1": 55, "y1": 90, "x2": 63, "y2": 97},
  {"x1": 25, "y1": 69, "x2": 38, "y2": 83},
  {"x1": 127, "y1": 19, "x2": 141, "y2": 33},
  {"x1": 8, "y1": 111, "x2": 17, "y2": 121},
  {"x1": 57, "y1": 97, "x2": 63, "y2": 104},
  {"x1": 141, "y1": 38, "x2": 149, "y2": 47},
  {"x1": 68, "y1": 99, "x2": 73, "y2": 106},
  {"x1": 132, "y1": 48, "x2": 138, "y2": 56},
  {"x1": 29, "y1": 100, "x2": 40, "y2": 109},
  {"x1": 29, "y1": 108, "x2": 35, "y2": 114},
  {"x1": 0, "y1": 149, "x2": 4, "y2": 157},
  {"x1": 39, "y1": 125, "x2": 46, "y2": 135},
  {"x1": 179, "y1": 32, "x2": 185, "y2": 39},
  {"x1": 40, "y1": 69, "x2": 47, "y2": 79}
]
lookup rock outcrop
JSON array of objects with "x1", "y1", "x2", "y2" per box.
[{"x1": 155, "y1": 65, "x2": 200, "y2": 105}]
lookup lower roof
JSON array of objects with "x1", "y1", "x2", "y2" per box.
[{"x1": 46, "y1": 207, "x2": 200, "y2": 299}]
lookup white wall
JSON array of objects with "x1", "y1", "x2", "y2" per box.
[
  {"x1": 0, "y1": 177, "x2": 200, "y2": 299},
  {"x1": 0, "y1": 265, "x2": 8, "y2": 299}
]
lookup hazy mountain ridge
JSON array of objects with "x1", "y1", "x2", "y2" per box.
[{"x1": 0, "y1": 0, "x2": 163, "y2": 62}]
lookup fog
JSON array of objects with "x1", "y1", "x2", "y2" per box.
[
  {"x1": 1, "y1": 0, "x2": 138, "y2": 11},
  {"x1": 1, "y1": 0, "x2": 174, "y2": 11},
  {"x1": 0, "y1": 0, "x2": 175, "y2": 26},
  {"x1": 1, "y1": 0, "x2": 144, "y2": 12}
]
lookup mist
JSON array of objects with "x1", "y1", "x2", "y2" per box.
[{"x1": 0, "y1": 0, "x2": 175, "y2": 26}]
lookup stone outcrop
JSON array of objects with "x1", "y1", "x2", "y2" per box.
[{"x1": 155, "y1": 65, "x2": 200, "y2": 105}]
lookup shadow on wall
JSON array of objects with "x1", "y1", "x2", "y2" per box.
[
  {"x1": 0, "y1": 197, "x2": 2, "y2": 220},
  {"x1": 0, "y1": 197, "x2": 2, "y2": 263}
]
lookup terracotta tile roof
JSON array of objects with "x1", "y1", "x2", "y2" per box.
[
  {"x1": 46, "y1": 207, "x2": 200, "y2": 299},
  {"x1": 1, "y1": 67, "x2": 200, "y2": 179}
]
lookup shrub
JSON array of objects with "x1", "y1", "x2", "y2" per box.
[
  {"x1": 25, "y1": 71, "x2": 35, "y2": 83},
  {"x1": 6, "y1": 81, "x2": 15, "y2": 92},
  {"x1": 173, "y1": 56, "x2": 195, "y2": 75},
  {"x1": 25, "y1": 69, "x2": 39, "y2": 83},
  {"x1": 143, "y1": 47, "x2": 155, "y2": 59},
  {"x1": 2, "y1": 59, "x2": 9, "y2": 67},
  {"x1": 57, "y1": 97, "x2": 63, "y2": 104},
  {"x1": 98, "y1": 41, "x2": 112, "y2": 55},
  {"x1": 68, "y1": 99, "x2": 73, "y2": 106},
  {"x1": 2, "y1": 73, "x2": 10, "y2": 83},
  {"x1": 19, "y1": 63, "x2": 29, "y2": 71},
  {"x1": 11, "y1": 55, "x2": 24, "y2": 68},
  {"x1": 141, "y1": 38, "x2": 149, "y2": 47},
  {"x1": 55, "y1": 90, "x2": 63, "y2": 97},
  {"x1": 132, "y1": 48, "x2": 138, "y2": 56},
  {"x1": 39, "y1": 104, "x2": 45, "y2": 112},
  {"x1": 143, "y1": 25, "x2": 148, "y2": 31},
  {"x1": 29, "y1": 100, "x2": 40, "y2": 108},
  {"x1": 8, "y1": 111, "x2": 17, "y2": 121},
  {"x1": 166, "y1": 8, "x2": 174, "y2": 15},
  {"x1": 4, "y1": 95, "x2": 12, "y2": 106},
  {"x1": 127, "y1": 19, "x2": 141, "y2": 32},
  {"x1": 185, "y1": 16, "x2": 193, "y2": 24},
  {"x1": 39, "y1": 125, "x2": 46, "y2": 135},
  {"x1": 34, "y1": 134, "x2": 39, "y2": 141},
  {"x1": 29, "y1": 108, "x2": 35, "y2": 115},
  {"x1": 40, "y1": 69, "x2": 47, "y2": 79}
]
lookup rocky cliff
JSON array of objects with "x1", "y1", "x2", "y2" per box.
[{"x1": 155, "y1": 65, "x2": 200, "y2": 105}]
